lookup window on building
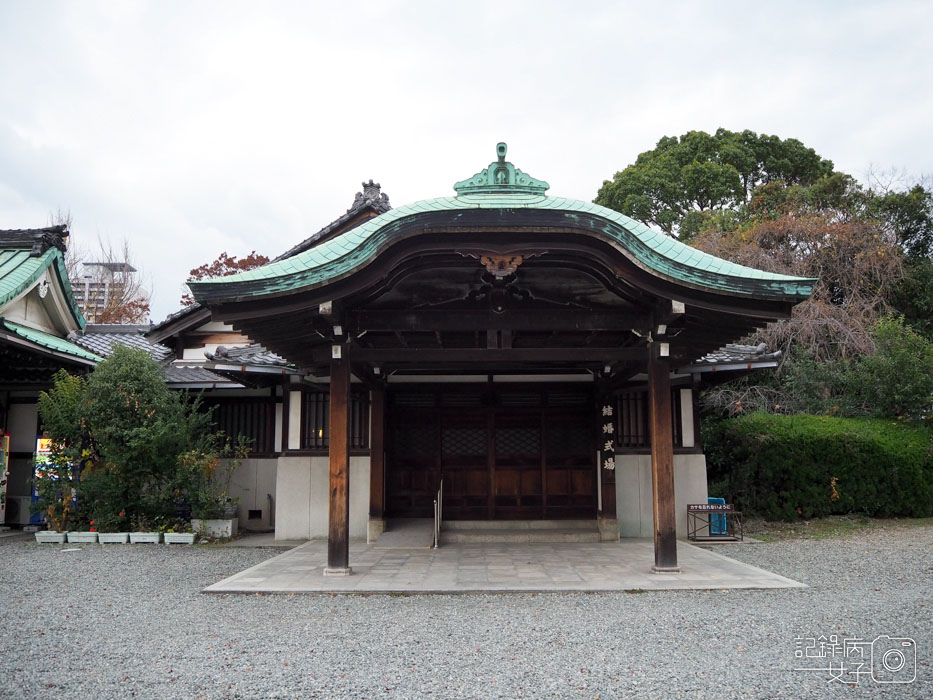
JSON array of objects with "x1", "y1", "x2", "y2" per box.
[
  {"x1": 203, "y1": 398, "x2": 276, "y2": 454},
  {"x1": 300, "y1": 391, "x2": 369, "y2": 450},
  {"x1": 615, "y1": 389, "x2": 685, "y2": 450}
]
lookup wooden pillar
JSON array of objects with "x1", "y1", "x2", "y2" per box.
[
  {"x1": 369, "y1": 387, "x2": 385, "y2": 521},
  {"x1": 326, "y1": 344, "x2": 351, "y2": 575},
  {"x1": 648, "y1": 343, "x2": 679, "y2": 572},
  {"x1": 279, "y1": 377, "x2": 290, "y2": 453}
]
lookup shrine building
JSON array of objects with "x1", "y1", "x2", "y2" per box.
[{"x1": 188, "y1": 143, "x2": 815, "y2": 574}]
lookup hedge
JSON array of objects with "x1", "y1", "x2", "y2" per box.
[{"x1": 703, "y1": 412, "x2": 933, "y2": 520}]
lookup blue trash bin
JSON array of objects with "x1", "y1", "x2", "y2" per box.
[{"x1": 709, "y1": 497, "x2": 727, "y2": 535}]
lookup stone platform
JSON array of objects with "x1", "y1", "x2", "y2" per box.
[{"x1": 203, "y1": 539, "x2": 805, "y2": 594}]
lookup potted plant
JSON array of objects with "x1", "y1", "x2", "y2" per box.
[
  {"x1": 95, "y1": 509, "x2": 130, "y2": 544},
  {"x1": 182, "y1": 437, "x2": 247, "y2": 539},
  {"x1": 161, "y1": 518, "x2": 196, "y2": 545},
  {"x1": 67, "y1": 518, "x2": 98, "y2": 544},
  {"x1": 129, "y1": 515, "x2": 162, "y2": 544}
]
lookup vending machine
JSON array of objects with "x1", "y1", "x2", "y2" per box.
[{"x1": 0, "y1": 434, "x2": 9, "y2": 525}]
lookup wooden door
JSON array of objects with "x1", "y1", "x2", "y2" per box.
[
  {"x1": 492, "y1": 409, "x2": 543, "y2": 519},
  {"x1": 386, "y1": 387, "x2": 597, "y2": 520},
  {"x1": 386, "y1": 397, "x2": 439, "y2": 517},
  {"x1": 542, "y1": 404, "x2": 597, "y2": 518},
  {"x1": 440, "y1": 409, "x2": 488, "y2": 520}
]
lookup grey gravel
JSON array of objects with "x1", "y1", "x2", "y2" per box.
[{"x1": 1, "y1": 527, "x2": 930, "y2": 700}]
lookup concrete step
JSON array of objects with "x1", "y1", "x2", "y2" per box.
[
  {"x1": 443, "y1": 519, "x2": 596, "y2": 531},
  {"x1": 440, "y1": 527, "x2": 601, "y2": 544},
  {"x1": 373, "y1": 518, "x2": 435, "y2": 549}
]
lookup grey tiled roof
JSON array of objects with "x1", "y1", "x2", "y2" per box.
[
  {"x1": 206, "y1": 344, "x2": 289, "y2": 367},
  {"x1": 692, "y1": 343, "x2": 782, "y2": 367},
  {"x1": 74, "y1": 325, "x2": 173, "y2": 363},
  {"x1": 272, "y1": 181, "x2": 391, "y2": 262},
  {"x1": 163, "y1": 364, "x2": 240, "y2": 387}
]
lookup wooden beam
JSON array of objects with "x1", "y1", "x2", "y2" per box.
[
  {"x1": 648, "y1": 342, "x2": 679, "y2": 572},
  {"x1": 325, "y1": 344, "x2": 351, "y2": 575},
  {"x1": 331, "y1": 347, "x2": 645, "y2": 364},
  {"x1": 350, "y1": 309, "x2": 651, "y2": 333},
  {"x1": 369, "y1": 387, "x2": 385, "y2": 521}
]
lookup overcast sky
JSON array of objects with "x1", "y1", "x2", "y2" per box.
[{"x1": 1, "y1": 0, "x2": 931, "y2": 322}]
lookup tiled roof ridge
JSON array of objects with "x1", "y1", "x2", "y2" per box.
[
  {"x1": 271, "y1": 180, "x2": 391, "y2": 263},
  {"x1": 206, "y1": 343, "x2": 289, "y2": 367},
  {"x1": 83, "y1": 323, "x2": 153, "y2": 334},
  {"x1": 0, "y1": 225, "x2": 69, "y2": 256},
  {"x1": 694, "y1": 342, "x2": 782, "y2": 365}
]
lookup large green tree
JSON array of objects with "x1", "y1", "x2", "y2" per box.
[
  {"x1": 600, "y1": 129, "x2": 933, "y2": 421},
  {"x1": 595, "y1": 129, "x2": 834, "y2": 240}
]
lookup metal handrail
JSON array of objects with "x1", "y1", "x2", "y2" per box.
[{"x1": 433, "y1": 477, "x2": 444, "y2": 548}]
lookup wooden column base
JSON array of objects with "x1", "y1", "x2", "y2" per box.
[
  {"x1": 651, "y1": 565, "x2": 681, "y2": 574},
  {"x1": 324, "y1": 567, "x2": 353, "y2": 577}
]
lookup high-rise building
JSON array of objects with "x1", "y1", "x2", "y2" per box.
[{"x1": 71, "y1": 261, "x2": 136, "y2": 323}]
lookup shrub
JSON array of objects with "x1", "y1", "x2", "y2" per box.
[
  {"x1": 32, "y1": 347, "x2": 215, "y2": 530},
  {"x1": 704, "y1": 412, "x2": 933, "y2": 520},
  {"x1": 847, "y1": 316, "x2": 933, "y2": 419},
  {"x1": 33, "y1": 348, "x2": 247, "y2": 531},
  {"x1": 178, "y1": 435, "x2": 249, "y2": 519}
]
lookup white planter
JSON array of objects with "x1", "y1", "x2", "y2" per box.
[
  {"x1": 163, "y1": 532, "x2": 196, "y2": 545},
  {"x1": 67, "y1": 531, "x2": 99, "y2": 544},
  {"x1": 192, "y1": 517, "x2": 238, "y2": 538},
  {"x1": 98, "y1": 532, "x2": 129, "y2": 544},
  {"x1": 35, "y1": 531, "x2": 67, "y2": 544},
  {"x1": 129, "y1": 532, "x2": 161, "y2": 544}
]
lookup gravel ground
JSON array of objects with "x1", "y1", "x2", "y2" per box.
[{"x1": 1, "y1": 527, "x2": 930, "y2": 700}]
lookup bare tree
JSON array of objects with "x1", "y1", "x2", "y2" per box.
[{"x1": 693, "y1": 214, "x2": 903, "y2": 362}]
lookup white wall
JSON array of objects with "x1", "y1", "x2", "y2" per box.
[
  {"x1": 615, "y1": 453, "x2": 709, "y2": 538},
  {"x1": 225, "y1": 457, "x2": 278, "y2": 530},
  {"x1": 287, "y1": 392, "x2": 302, "y2": 450},
  {"x1": 274, "y1": 455, "x2": 370, "y2": 541}
]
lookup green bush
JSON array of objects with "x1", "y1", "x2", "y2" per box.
[
  {"x1": 33, "y1": 348, "x2": 220, "y2": 531},
  {"x1": 704, "y1": 412, "x2": 933, "y2": 520}
]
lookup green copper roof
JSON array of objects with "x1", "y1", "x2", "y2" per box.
[
  {"x1": 0, "y1": 319, "x2": 100, "y2": 363},
  {"x1": 190, "y1": 145, "x2": 816, "y2": 304},
  {"x1": 0, "y1": 246, "x2": 86, "y2": 329}
]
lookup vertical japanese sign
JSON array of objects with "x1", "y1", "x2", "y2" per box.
[{"x1": 600, "y1": 401, "x2": 615, "y2": 471}]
